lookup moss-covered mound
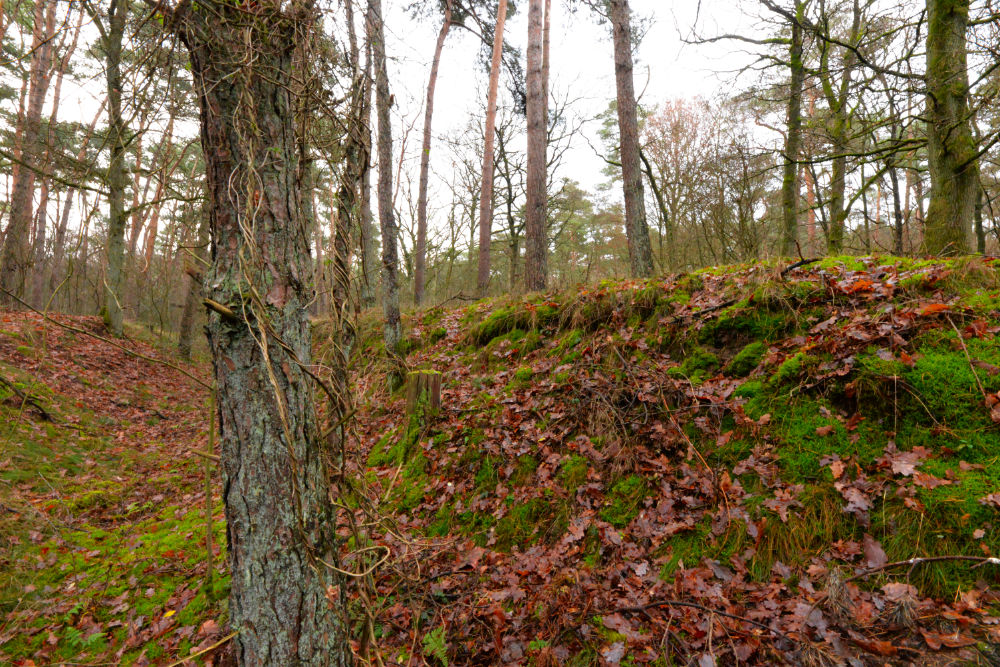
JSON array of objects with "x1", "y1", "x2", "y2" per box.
[{"x1": 344, "y1": 256, "x2": 1000, "y2": 665}]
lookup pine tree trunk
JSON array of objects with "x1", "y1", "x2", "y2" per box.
[
  {"x1": 177, "y1": 214, "x2": 208, "y2": 362},
  {"x1": 415, "y1": 2, "x2": 452, "y2": 306},
  {"x1": 1, "y1": 0, "x2": 56, "y2": 306},
  {"x1": 102, "y1": 0, "x2": 128, "y2": 336},
  {"x1": 524, "y1": 0, "x2": 547, "y2": 291},
  {"x1": 476, "y1": 0, "x2": 508, "y2": 296},
  {"x1": 610, "y1": 0, "x2": 654, "y2": 278},
  {"x1": 181, "y1": 0, "x2": 352, "y2": 663},
  {"x1": 369, "y1": 0, "x2": 402, "y2": 355},
  {"x1": 780, "y1": 2, "x2": 805, "y2": 257},
  {"x1": 924, "y1": 0, "x2": 976, "y2": 255}
]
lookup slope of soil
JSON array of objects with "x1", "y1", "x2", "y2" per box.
[
  {"x1": 0, "y1": 314, "x2": 227, "y2": 666},
  {"x1": 344, "y1": 256, "x2": 1000, "y2": 666},
  {"x1": 4, "y1": 256, "x2": 1000, "y2": 666}
]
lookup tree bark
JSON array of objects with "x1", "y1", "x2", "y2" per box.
[
  {"x1": 359, "y1": 10, "x2": 378, "y2": 311},
  {"x1": 817, "y1": 0, "x2": 860, "y2": 253},
  {"x1": 180, "y1": 0, "x2": 352, "y2": 664},
  {"x1": 415, "y1": 1, "x2": 453, "y2": 306},
  {"x1": 923, "y1": 0, "x2": 976, "y2": 255},
  {"x1": 476, "y1": 0, "x2": 508, "y2": 296},
  {"x1": 177, "y1": 214, "x2": 208, "y2": 361},
  {"x1": 369, "y1": 0, "x2": 402, "y2": 356},
  {"x1": 609, "y1": 0, "x2": 654, "y2": 278},
  {"x1": 889, "y1": 164, "x2": 905, "y2": 255},
  {"x1": 1, "y1": 0, "x2": 56, "y2": 306},
  {"x1": 779, "y1": 1, "x2": 805, "y2": 257},
  {"x1": 974, "y1": 175, "x2": 985, "y2": 254},
  {"x1": 101, "y1": 0, "x2": 128, "y2": 336},
  {"x1": 524, "y1": 0, "x2": 547, "y2": 291}
]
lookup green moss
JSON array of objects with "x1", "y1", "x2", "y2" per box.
[
  {"x1": 556, "y1": 328, "x2": 585, "y2": 355},
  {"x1": 474, "y1": 455, "x2": 500, "y2": 492},
  {"x1": 514, "y1": 365, "x2": 533, "y2": 382},
  {"x1": 367, "y1": 426, "x2": 407, "y2": 467},
  {"x1": 769, "y1": 352, "x2": 813, "y2": 387},
  {"x1": 558, "y1": 455, "x2": 590, "y2": 491},
  {"x1": 600, "y1": 475, "x2": 649, "y2": 528},
  {"x1": 734, "y1": 379, "x2": 764, "y2": 399},
  {"x1": 725, "y1": 341, "x2": 767, "y2": 377},
  {"x1": 470, "y1": 306, "x2": 522, "y2": 346},
  {"x1": 428, "y1": 327, "x2": 447, "y2": 344},
  {"x1": 511, "y1": 455, "x2": 539, "y2": 486},
  {"x1": 495, "y1": 497, "x2": 569, "y2": 549},
  {"x1": 668, "y1": 347, "x2": 719, "y2": 385}
]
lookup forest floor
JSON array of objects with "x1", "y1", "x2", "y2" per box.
[{"x1": 2, "y1": 255, "x2": 1000, "y2": 665}]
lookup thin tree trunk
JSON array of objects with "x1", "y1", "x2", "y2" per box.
[
  {"x1": 359, "y1": 9, "x2": 378, "y2": 311},
  {"x1": 924, "y1": 0, "x2": 976, "y2": 255},
  {"x1": 48, "y1": 99, "x2": 107, "y2": 299},
  {"x1": 609, "y1": 0, "x2": 654, "y2": 278},
  {"x1": 102, "y1": 0, "x2": 128, "y2": 336},
  {"x1": 974, "y1": 176, "x2": 986, "y2": 254},
  {"x1": 889, "y1": 163, "x2": 905, "y2": 255},
  {"x1": 476, "y1": 0, "x2": 508, "y2": 296},
  {"x1": 524, "y1": 0, "x2": 547, "y2": 291},
  {"x1": 181, "y1": 0, "x2": 352, "y2": 663},
  {"x1": 369, "y1": 0, "x2": 402, "y2": 357},
  {"x1": 1, "y1": 0, "x2": 56, "y2": 306},
  {"x1": 415, "y1": 1, "x2": 452, "y2": 306},
  {"x1": 779, "y1": 1, "x2": 805, "y2": 257},
  {"x1": 31, "y1": 4, "x2": 82, "y2": 306},
  {"x1": 177, "y1": 214, "x2": 208, "y2": 361}
]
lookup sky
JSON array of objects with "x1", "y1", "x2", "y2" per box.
[{"x1": 381, "y1": 0, "x2": 754, "y2": 197}]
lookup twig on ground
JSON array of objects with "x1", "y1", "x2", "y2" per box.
[
  {"x1": 844, "y1": 555, "x2": 1000, "y2": 583},
  {"x1": 0, "y1": 374, "x2": 56, "y2": 421},
  {"x1": 612, "y1": 599, "x2": 795, "y2": 645},
  {"x1": 780, "y1": 258, "x2": 820, "y2": 278}
]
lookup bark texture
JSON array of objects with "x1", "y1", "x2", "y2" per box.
[
  {"x1": 369, "y1": 0, "x2": 402, "y2": 354},
  {"x1": 609, "y1": 0, "x2": 654, "y2": 278},
  {"x1": 1, "y1": 0, "x2": 56, "y2": 306},
  {"x1": 476, "y1": 0, "x2": 508, "y2": 296},
  {"x1": 177, "y1": 214, "x2": 208, "y2": 361},
  {"x1": 780, "y1": 2, "x2": 805, "y2": 257},
  {"x1": 180, "y1": 1, "x2": 351, "y2": 663},
  {"x1": 923, "y1": 0, "x2": 976, "y2": 255},
  {"x1": 415, "y1": 1, "x2": 452, "y2": 305},
  {"x1": 524, "y1": 0, "x2": 547, "y2": 292},
  {"x1": 102, "y1": 0, "x2": 128, "y2": 336}
]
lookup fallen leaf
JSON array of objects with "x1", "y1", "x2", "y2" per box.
[{"x1": 863, "y1": 533, "x2": 887, "y2": 569}]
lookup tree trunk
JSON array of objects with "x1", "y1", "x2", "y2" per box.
[
  {"x1": 923, "y1": 0, "x2": 976, "y2": 255},
  {"x1": 369, "y1": 0, "x2": 402, "y2": 356},
  {"x1": 889, "y1": 163, "x2": 905, "y2": 255},
  {"x1": 102, "y1": 0, "x2": 128, "y2": 336},
  {"x1": 974, "y1": 176, "x2": 985, "y2": 254},
  {"x1": 181, "y1": 0, "x2": 352, "y2": 663},
  {"x1": 177, "y1": 214, "x2": 208, "y2": 361},
  {"x1": 415, "y1": 2, "x2": 453, "y2": 306},
  {"x1": 32, "y1": 3, "x2": 82, "y2": 307},
  {"x1": 610, "y1": 0, "x2": 654, "y2": 278},
  {"x1": 779, "y1": 2, "x2": 805, "y2": 257},
  {"x1": 524, "y1": 0, "x2": 547, "y2": 291},
  {"x1": 476, "y1": 0, "x2": 508, "y2": 296},
  {"x1": 1, "y1": 0, "x2": 56, "y2": 306},
  {"x1": 359, "y1": 11, "x2": 378, "y2": 311}
]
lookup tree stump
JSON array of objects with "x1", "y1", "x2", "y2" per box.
[{"x1": 406, "y1": 369, "x2": 442, "y2": 418}]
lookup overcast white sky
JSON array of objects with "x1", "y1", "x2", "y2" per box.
[{"x1": 382, "y1": 0, "x2": 754, "y2": 197}]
